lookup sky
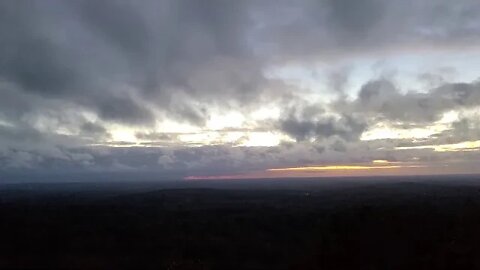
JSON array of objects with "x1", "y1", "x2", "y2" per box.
[{"x1": 1, "y1": 0, "x2": 480, "y2": 180}]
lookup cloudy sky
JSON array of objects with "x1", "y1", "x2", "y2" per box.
[{"x1": 1, "y1": 0, "x2": 480, "y2": 180}]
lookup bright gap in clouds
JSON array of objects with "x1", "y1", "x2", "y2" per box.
[
  {"x1": 361, "y1": 111, "x2": 459, "y2": 141},
  {"x1": 104, "y1": 107, "x2": 288, "y2": 147},
  {"x1": 100, "y1": 48, "x2": 480, "y2": 150}
]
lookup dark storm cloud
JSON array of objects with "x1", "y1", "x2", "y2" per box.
[
  {"x1": 80, "y1": 122, "x2": 111, "y2": 141},
  {"x1": 0, "y1": 1, "x2": 77, "y2": 96},
  {"x1": 0, "y1": 0, "x2": 262, "y2": 126},
  {"x1": 0, "y1": 0, "x2": 155, "y2": 125},
  {"x1": 326, "y1": 0, "x2": 385, "y2": 38},
  {"x1": 73, "y1": 1, "x2": 151, "y2": 59},
  {"x1": 94, "y1": 95, "x2": 154, "y2": 125},
  {"x1": 258, "y1": 0, "x2": 480, "y2": 59},
  {"x1": 338, "y1": 79, "x2": 480, "y2": 123},
  {"x1": 1, "y1": 0, "x2": 479, "y2": 127},
  {"x1": 330, "y1": 140, "x2": 347, "y2": 152},
  {"x1": 278, "y1": 105, "x2": 367, "y2": 142}
]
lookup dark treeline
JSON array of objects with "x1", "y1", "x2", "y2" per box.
[{"x1": 1, "y1": 179, "x2": 480, "y2": 269}]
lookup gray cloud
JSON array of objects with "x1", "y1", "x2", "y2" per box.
[
  {"x1": 0, "y1": 125, "x2": 43, "y2": 145},
  {"x1": 1, "y1": 0, "x2": 480, "y2": 177},
  {"x1": 394, "y1": 117, "x2": 480, "y2": 148},
  {"x1": 0, "y1": 0, "x2": 264, "y2": 127},
  {"x1": 257, "y1": 0, "x2": 480, "y2": 59},
  {"x1": 80, "y1": 122, "x2": 111, "y2": 142},
  {"x1": 3, "y1": 140, "x2": 479, "y2": 177},
  {"x1": 278, "y1": 104, "x2": 367, "y2": 142},
  {"x1": 1, "y1": 0, "x2": 479, "y2": 128},
  {"x1": 338, "y1": 79, "x2": 480, "y2": 123}
]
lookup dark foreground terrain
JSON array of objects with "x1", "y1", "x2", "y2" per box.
[{"x1": 1, "y1": 176, "x2": 480, "y2": 269}]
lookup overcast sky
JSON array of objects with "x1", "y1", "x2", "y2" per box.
[{"x1": 1, "y1": 0, "x2": 480, "y2": 180}]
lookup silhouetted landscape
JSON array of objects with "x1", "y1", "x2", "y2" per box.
[{"x1": 2, "y1": 175, "x2": 480, "y2": 269}]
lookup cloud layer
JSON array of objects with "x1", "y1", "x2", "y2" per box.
[{"x1": 1, "y1": 0, "x2": 480, "y2": 177}]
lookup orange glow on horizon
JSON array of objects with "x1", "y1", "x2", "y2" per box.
[
  {"x1": 184, "y1": 161, "x2": 431, "y2": 180},
  {"x1": 267, "y1": 164, "x2": 425, "y2": 172}
]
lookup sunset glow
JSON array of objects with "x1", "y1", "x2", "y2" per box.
[
  {"x1": 185, "y1": 161, "x2": 433, "y2": 180},
  {"x1": 267, "y1": 164, "x2": 425, "y2": 172}
]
